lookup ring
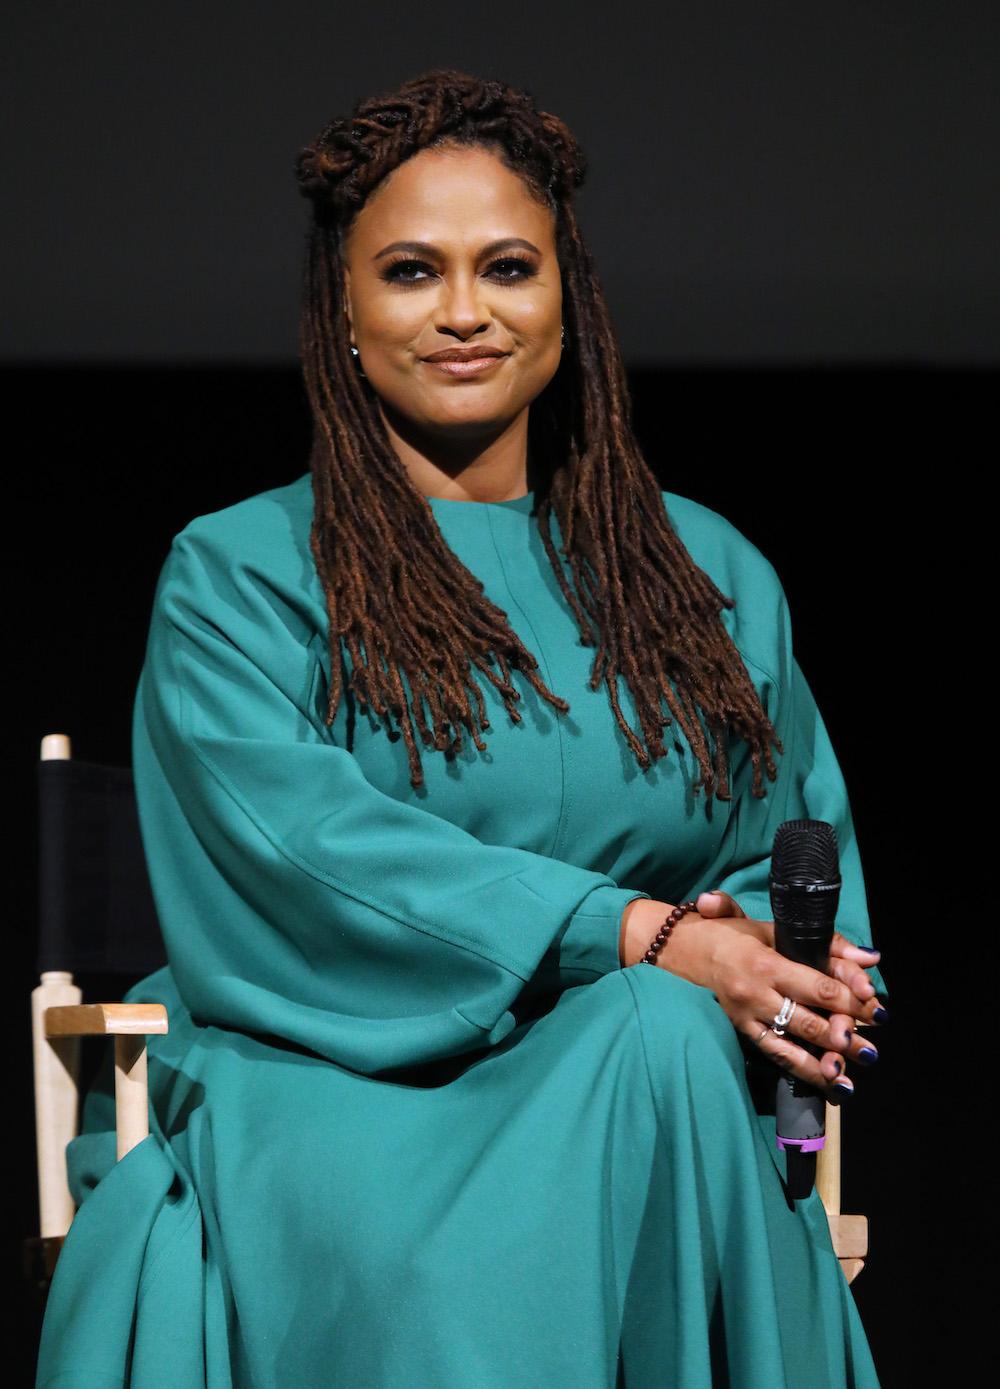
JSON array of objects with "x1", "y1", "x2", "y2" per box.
[
  {"x1": 755, "y1": 997, "x2": 798, "y2": 1046},
  {"x1": 771, "y1": 996, "x2": 797, "y2": 1037}
]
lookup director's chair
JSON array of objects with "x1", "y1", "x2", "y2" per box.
[{"x1": 25, "y1": 732, "x2": 169, "y2": 1306}]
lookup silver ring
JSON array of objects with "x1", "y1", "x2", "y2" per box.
[
  {"x1": 755, "y1": 1026, "x2": 770, "y2": 1045},
  {"x1": 771, "y1": 996, "x2": 797, "y2": 1037}
]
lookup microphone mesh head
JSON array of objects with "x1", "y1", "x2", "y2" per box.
[{"x1": 772, "y1": 818, "x2": 839, "y2": 882}]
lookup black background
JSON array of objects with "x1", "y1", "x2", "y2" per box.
[{"x1": 4, "y1": 2, "x2": 990, "y2": 1382}]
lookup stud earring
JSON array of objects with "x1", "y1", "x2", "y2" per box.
[
  {"x1": 350, "y1": 344, "x2": 366, "y2": 378},
  {"x1": 560, "y1": 324, "x2": 566, "y2": 351}
]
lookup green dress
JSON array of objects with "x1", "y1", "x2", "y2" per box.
[{"x1": 36, "y1": 474, "x2": 888, "y2": 1389}]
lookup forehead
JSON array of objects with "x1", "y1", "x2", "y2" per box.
[{"x1": 347, "y1": 145, "x2": 554, "y2": 251}]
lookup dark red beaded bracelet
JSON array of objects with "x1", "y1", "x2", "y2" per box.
[{"x1": 641, "y1": 900, "x2": 700, "y2": 965}]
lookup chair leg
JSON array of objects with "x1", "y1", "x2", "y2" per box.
[
  {"x1": 816, "y1": 1099, "x2": 868, "y2": 1284},
  {"x1": 31, "y1": 972, "x2": 82, "y2": 1240},
  {"x1": 114, "y1": 1034, "x2": 151, "y2": 1160},
  {"x1": 816, "y1": 1099, "x2": 841, "y2": 1217}
]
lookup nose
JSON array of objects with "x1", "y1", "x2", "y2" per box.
[{"x1": 434, "y1": 269, "x2": 492, "y2": 341}]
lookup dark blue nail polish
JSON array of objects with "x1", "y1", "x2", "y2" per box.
[
  {"x1": 873, "y1": 1006, "x2": 889, "y2": 1024},
  {"x1": 857, "y1": 1047, "x2": 879, "y2": 1065},
  {"x1": 833, "y1": 1082, "x2": 854, "y2": 1098},
  {"x1": 843, "y1": 1031, "x2": 853, "y2": 1044},
  {"x1": 858, "y1": 945, "x2": 881, "y2": 955}
]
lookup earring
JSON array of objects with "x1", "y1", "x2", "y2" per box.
[
  {"x1": 560, "y1": 324, "x2": 566, "y2": 351},
  {"x1": 350, "y1": 344, "x2": 366, "y2": 378}
]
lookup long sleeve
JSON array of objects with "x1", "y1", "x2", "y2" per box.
[
  {"x1": 132, "y1": 523, "x2": 650, "y2": 1076},
  {"x1": 700, "y1": 561, "x2": 889, "y2": 1001}
]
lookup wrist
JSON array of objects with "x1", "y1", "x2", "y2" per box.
[
  {"x1": 619, "y1": 897, "x2": 709, "y2": 979},
  {"x1": 619, "y1": 898, "x2": 682, "y2": 967}
]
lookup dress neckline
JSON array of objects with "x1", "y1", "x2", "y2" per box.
[{"x1": 424, "y1": 491, "x2": 535, "y2": 514}]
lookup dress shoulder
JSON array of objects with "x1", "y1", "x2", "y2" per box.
[
  {"x1": 171, "y1": 472, "x2": 313, "y2": 572},
  {"x1": 659, "y1": 489, "x2": 787, "y2": 683}
]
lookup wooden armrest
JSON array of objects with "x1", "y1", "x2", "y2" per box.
[
  {"x1": 43, "y1": 1004, "x2": 168, "y2": 1165},
  {"x1": 44, "y1": 1003, "x2": 168, "y2": 1038}
]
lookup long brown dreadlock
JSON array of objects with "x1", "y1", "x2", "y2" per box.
[{"x1": 294, "y1": 68, "x2": 782, "y2": 803}]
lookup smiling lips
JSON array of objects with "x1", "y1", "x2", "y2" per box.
[{"x1": 421, "y1": 346, "x2": 510, "y2": 378}]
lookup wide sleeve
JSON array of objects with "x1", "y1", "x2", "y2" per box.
[
  {"x1": 700, "y1": 561, "x2": 889, "y2": 1001},
  {"x1": 131, "y1": 524, "x2": 651, "y2": 1076}
]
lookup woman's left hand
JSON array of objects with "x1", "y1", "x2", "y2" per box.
[{"x1": 694, "y1": 888, "x2": 883, "y2": 1089}]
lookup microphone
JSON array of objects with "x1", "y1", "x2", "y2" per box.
[{"x1": 769, "y1": 818, "x2": 841, "y2": 1200}]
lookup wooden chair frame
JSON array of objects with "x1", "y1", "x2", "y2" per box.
[{"x1": 25, "y1": 733, "x2": 168, "y2": 1295}]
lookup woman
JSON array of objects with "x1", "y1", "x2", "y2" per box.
[{"x1": 36, "y1": 68, "x2": 889, "y2": 1388}]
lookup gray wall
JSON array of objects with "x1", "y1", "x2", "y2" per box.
[{"x1": 5, "y1": 1, "x2": 995, "y2": 363}]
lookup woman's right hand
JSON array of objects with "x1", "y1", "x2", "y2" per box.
[{"x1": 619, "y1": 894, "x2": 884, "y2": 1099}]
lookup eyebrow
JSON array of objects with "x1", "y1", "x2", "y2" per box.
[{"x1": 373, "y1": 236, "x2": 541, "y2": 262}]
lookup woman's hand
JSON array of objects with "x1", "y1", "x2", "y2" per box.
[
  {"x1": 694, "y1": 889, "x2": 884, "y2": 1097},
  {"x1": 620, "y1": 891, "x2": 884, "y2": 1099}
]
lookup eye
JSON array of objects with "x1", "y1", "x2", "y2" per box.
[
  {"x1": 381, "y1": 258, "x2": 434, "y2": 285},
  {"x1": 380, "y1": 255, "x2": 538, "y2": 287},
  {"x1": 486, "y1": 256, "x2": 537, "y2": 283}
]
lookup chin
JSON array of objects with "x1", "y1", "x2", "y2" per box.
[{"x1": 420, "y1": 391, "x2": 516, "y2": 425}]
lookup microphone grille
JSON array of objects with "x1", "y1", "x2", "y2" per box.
[{"x1": 772, "y1": 818, "x2": 840, "y2": 881}]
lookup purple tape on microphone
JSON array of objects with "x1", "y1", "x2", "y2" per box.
[{"x1": 776, "y1": 1135, "x2": 827, "y2": 1152}]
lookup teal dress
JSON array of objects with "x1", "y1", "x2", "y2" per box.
[{"x1": 36, "y1": 474, "x2": 888, "y2": 1389}]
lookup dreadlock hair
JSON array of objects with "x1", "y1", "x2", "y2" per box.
[{"x1": 294, "y1": 67, "x2": 783, "y2": 803}]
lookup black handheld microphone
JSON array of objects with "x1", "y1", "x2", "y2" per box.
[{"x1": 769, "y1": 818, "x2": 841, "y2": 1200}]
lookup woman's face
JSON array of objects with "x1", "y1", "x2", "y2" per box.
[{"x1": 341, "y1": 143, "x2": 563, "y2": 450}]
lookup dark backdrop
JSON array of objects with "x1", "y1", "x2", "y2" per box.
[
  {"x1": 4, "y1": 2, "x2": 997, "y2": 365},
  {"x1": 5, "y1": 2, "x2": 988, "y2": 1381}
]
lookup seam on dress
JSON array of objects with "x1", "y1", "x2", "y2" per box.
[
  {"x1": 734, "y1": 643, "x2": 780, "y2": 695},
  {"x1": 166, "y1": 620, "x2": 541, "y2": 982},
  {"x1": 189, "y1": 734, "x2": 540, "y2": 981},
  {"x1": 484, "y1": 506, "x2": 569, "y2": 862}
]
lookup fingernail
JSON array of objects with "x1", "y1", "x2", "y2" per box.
[
  {"x1": 873, "y1": 1006, "x2": 890, "y2": 1024},
  {"x1": 843, "y1": 1030, "x2": 853, "y2": 1044},
  {"x1": 857, "y1": 945, "x2": 881, "y2": 956},
  {"x1": 857, "y1": 1047, "x2": 879, "y2": 1065},
  {"x1": 833, "y1": 1082, "x2": 854, "y2": 1098}
]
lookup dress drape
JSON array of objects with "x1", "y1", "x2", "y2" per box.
[{"x1": 36, "y1": 475, "x2": 887, "y2": 1388}]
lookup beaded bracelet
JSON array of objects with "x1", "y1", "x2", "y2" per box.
[{"x1": 641, "y1": 900, "x2": 700, "y2": 965}]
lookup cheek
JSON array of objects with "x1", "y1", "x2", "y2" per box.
[
  {"x1": 510, "y1": 292, "x2": 561, "y2": 343},
  {"x1": 364, "y1": 298, "x2": 423, "y2": 346}
]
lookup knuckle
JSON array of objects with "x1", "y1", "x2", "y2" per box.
[
  {"x1": 727, "y1": 976, "x2": 751, "y2": 1006},
  {"x1": 815, "y1": 974, "x2": 840, "y2": 1004},
  {"x1": 798, "y1": 1010, "x2": 825, "y2": 1043},
  {"x1": 750, "y1": 950, "x2": 773, "y2": 979}
]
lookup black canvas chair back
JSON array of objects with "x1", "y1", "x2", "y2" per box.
[{"x1": 37, "y1": 755, "x2": 167, "y2": 979}]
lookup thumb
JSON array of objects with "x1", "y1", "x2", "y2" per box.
[{"x1": 696, "y1": 888, "x2": 746, "y2": 917}]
